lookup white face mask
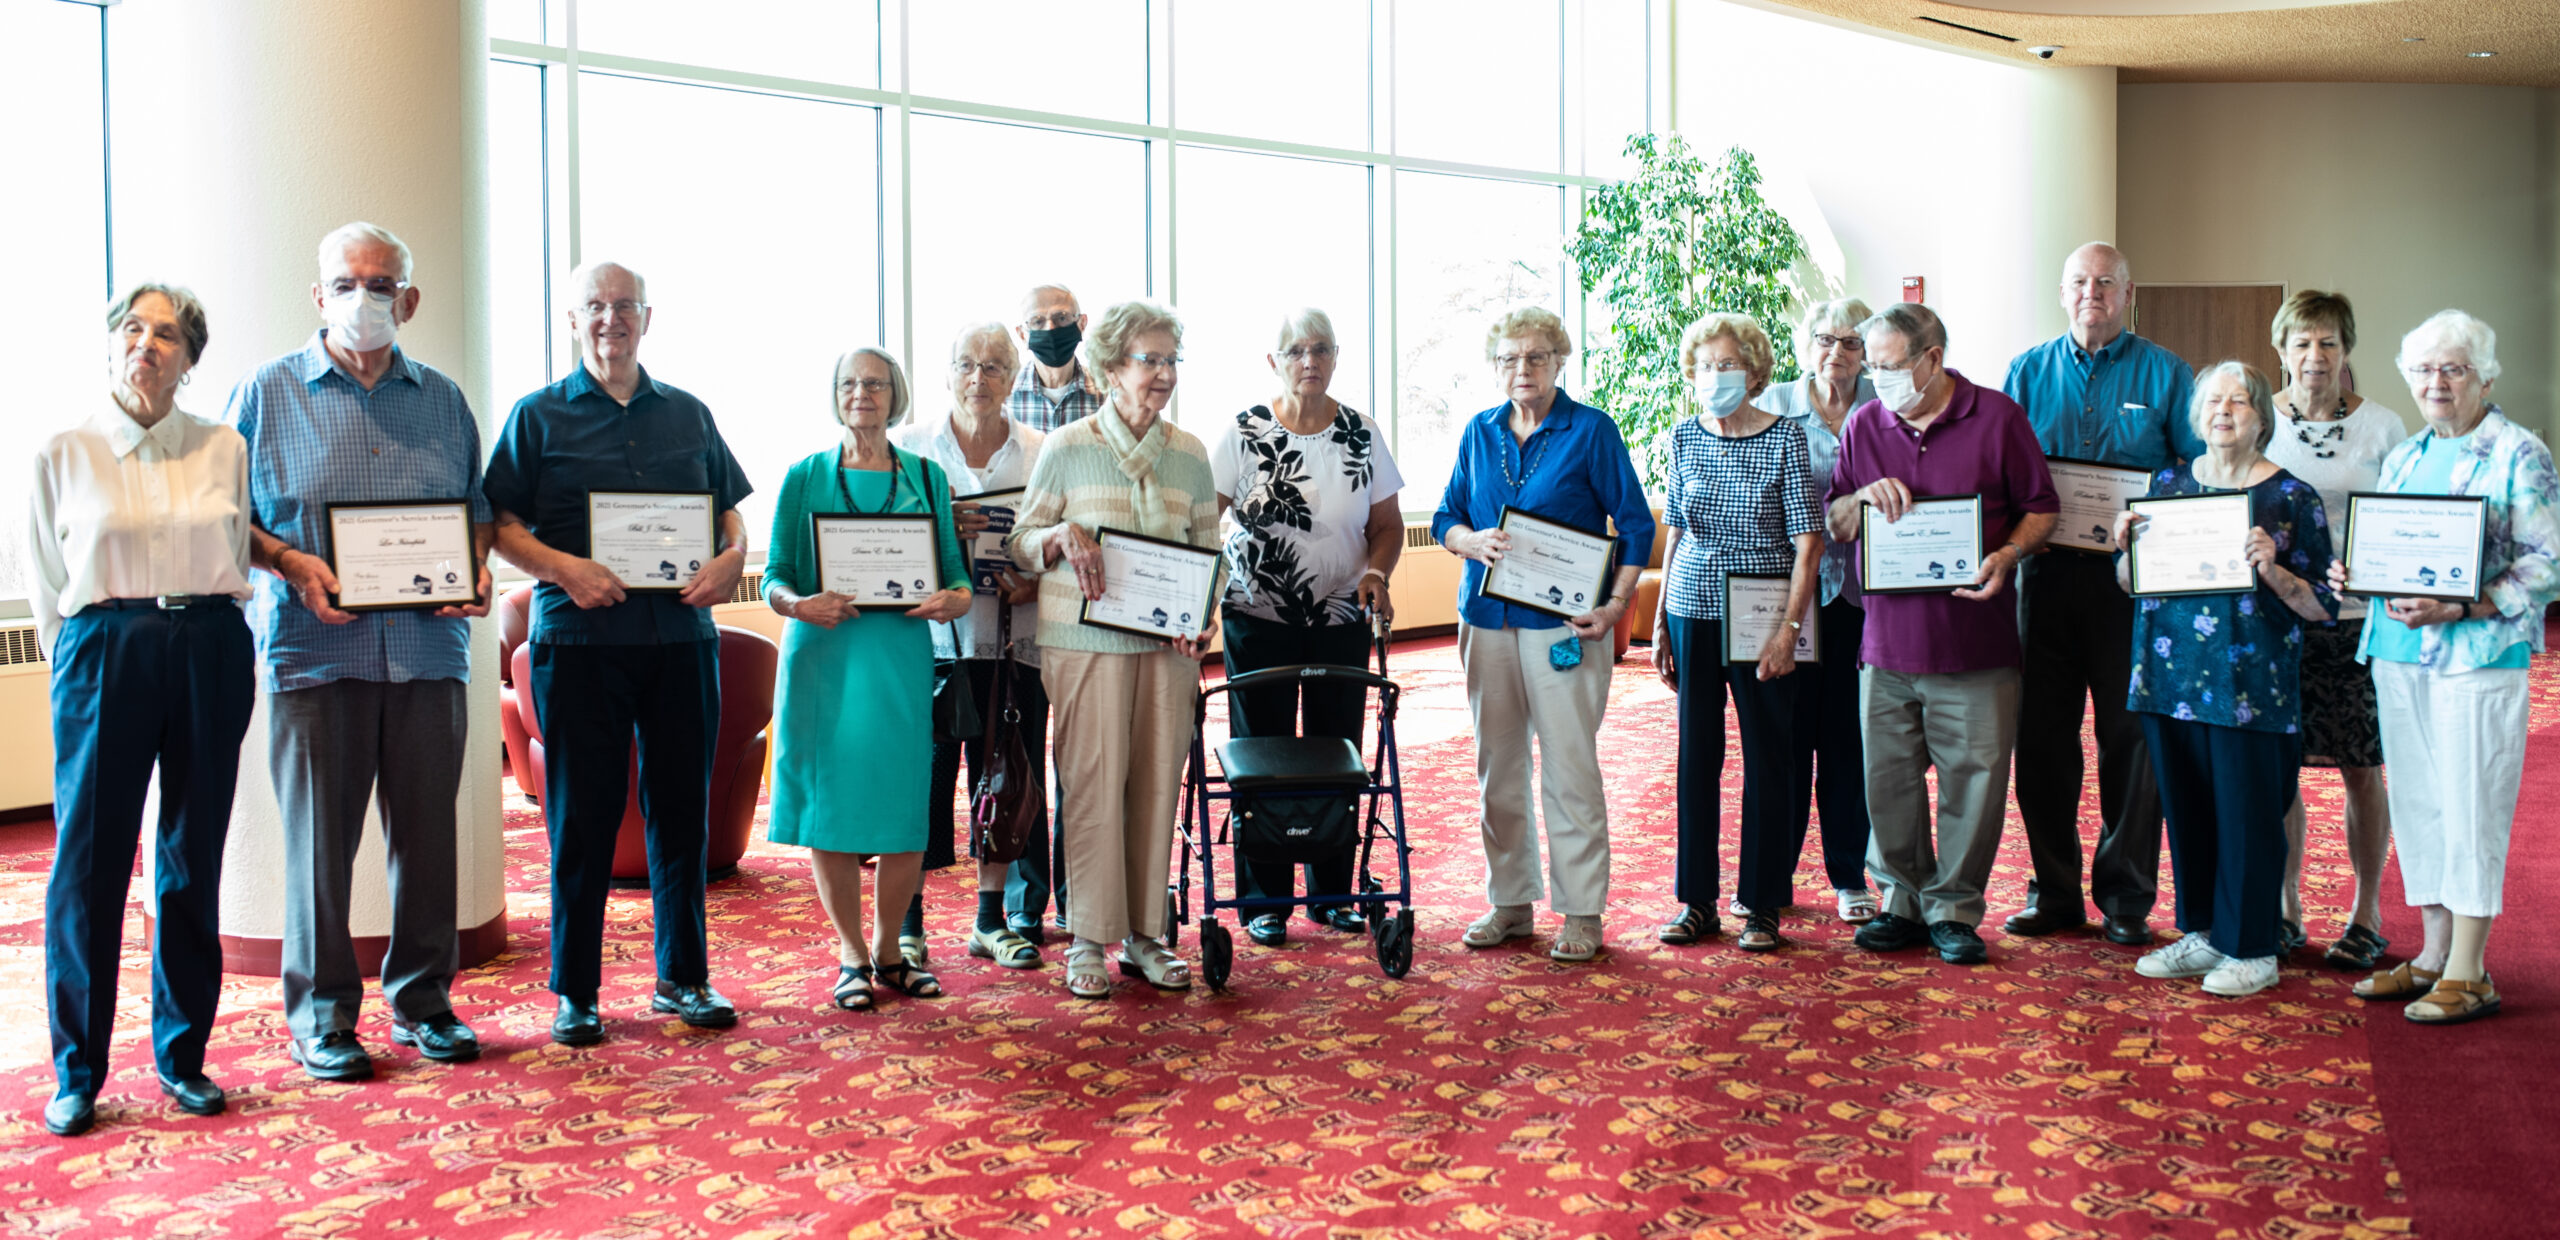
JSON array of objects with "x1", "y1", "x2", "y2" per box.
[
  {"x1": 1697, "y1": 370, "x2": 1751, "y2": 420},
  {"x1": 325, "y1": 288, "x2": 400, "y2": 353},
  {"x1": 1871, "y1": 364, "x2": 1927, "y2": 414}
]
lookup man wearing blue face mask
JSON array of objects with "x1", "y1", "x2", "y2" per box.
[
  {"x1": 2001, "y1": 242, "x2": 2200, "y2": 950},
  {"x1": 228, "y1": 221, "x2": 497, "y2": 1081},
  {"x1": 998, "y1": 282, "x2": 1101, "y2": 944}
]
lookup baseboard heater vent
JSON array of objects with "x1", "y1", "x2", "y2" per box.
[
  {"x1": 0, "y1": 626, "x2": 44, "y2": 666},
  {"x1": 734, "y1": 571, "x2": 764, "y2": 604},
  {"x1": 1404, "y1": 523, "x2": 1439, "y2": 551}
]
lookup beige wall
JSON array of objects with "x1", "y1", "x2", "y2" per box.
[{"x1": 2120, "y1": 83, "x2": 2560, "y2": 437}]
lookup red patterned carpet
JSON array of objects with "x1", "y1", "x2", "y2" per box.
[{"x1": 5, "y1": 632, "x2": 2544, "y2": 1238}]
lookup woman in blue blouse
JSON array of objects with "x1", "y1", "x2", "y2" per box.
[
  {"x1": 1432, "y1": 306, "x2": 1656, "y2": 964},
  {"x1": 2113, "y1": 361, "x2": 2337, "y2": 999},
  {"x1": 2327, "y1": 310, "x2": 2560, "y2": 1025},
  {"x1": 1647, "y1": 313, "x2": 1820, "y2": 953}
]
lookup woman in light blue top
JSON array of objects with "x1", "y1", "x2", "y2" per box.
[
  {"x1": 2330, "y1": 310, "x2": 2560, "y2": 1025},
  {"x1": 763, "y1": 347, "x2": 974, "y2": 1011},
  {"x1": 1757, "y1": 297, "x2": 1880, "y2": 926}
]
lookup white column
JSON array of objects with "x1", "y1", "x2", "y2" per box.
[
  {"x1": 2022, "y1": 65, "x2": 2119, "y2": 340},
  {"x1": 111, "y1": 0, "x2": 508, "y2": 970}
]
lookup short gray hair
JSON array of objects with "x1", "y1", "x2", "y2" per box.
[
  {"x1": 1275, "y1": 307, "x2": 1336, "y2": 352},
  {"x1": 1085, "y1": 299, "x2": 1184, "y2": 378},
  {"x1": 1020, "y1": 282, "x2": 1079, "y2": 319},
  {"x1": 105, "y1": 282, "x2": 211, "y2": 364},
  {"x1": 2397, "y1": 309, "x2": 2501, "y2": 383},
  {"x1": 1858, "y1": 302, "x2": 1947, "y2": 357},
  {"x1": 2188, "y1": 360, "x2": 2276, "y2": 453},
  {"x1": 833, "y1": 346, "x2": 913, "y2": 428},
  {"x1": 952, "y1": 320, "x2": 1019, "y2": 374},
  {"x1": 1483, "y1": 305, "x2": 1572, "y2": 362},
  {"x1": 1798, "y1": 297, "x2": 1873, "y2": 363},
  {"x1": 317, "y1": 221, "x2": 414, "y2": 281},
  {"x1": 571, "y1": 260, "x2": 649, "y2": 305}
]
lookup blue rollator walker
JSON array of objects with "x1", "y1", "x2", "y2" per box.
[{"x1": 1170, "y1": 613, "x2": 1415, "y2": 989}]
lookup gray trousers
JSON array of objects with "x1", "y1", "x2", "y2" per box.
[
  {"x1": 269, "y1": 677, "x2": 467, "y2": 1038},
  {"x1": 1859, "y1": 665, "x2": 2018, "y2": 928}
]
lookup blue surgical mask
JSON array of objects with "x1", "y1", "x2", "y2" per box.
[
  {"x1": 325, "y1": 288, "x2": 399, "y2": 352},
  {"x1": 1698, "y1": 371, "x2": 1751, "y2": 420}
]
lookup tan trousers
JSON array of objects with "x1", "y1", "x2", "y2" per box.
[
  {"x1": 1859, "y1": 665, "x2": 2018, "y2": 928},
  {"x1": 1461, "y1": 624, "x2": 1614, "y2": 917},
  {"x1": 1044, "y1": 647, "x2": 1193, "y2": 943}
]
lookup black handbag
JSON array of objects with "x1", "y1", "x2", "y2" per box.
[
  {"x1": 969, "y1": 607, "x2": 1039, "y2": 865},
  {"x1": 932, "y1": 659, "x2": 982, "y2": 743}
]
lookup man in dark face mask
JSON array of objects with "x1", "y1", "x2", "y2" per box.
[{"x1": 1006, "y1": 284, "x2": 1102, "y2": 436}]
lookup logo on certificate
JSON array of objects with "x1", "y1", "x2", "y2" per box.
[
  {"x1": 1926, "y1": 560, "x2": 1945, "y2": 580},
  {"x1": 1149, "y1": 607, "x2": 1169, "y2": 628},
  {"x1": 2417, "y1": 567, "x2": 2438, "y2": 588},
  {"x1": 1542, "y1": 586, "x2": 1565, "y2": 606},
  {"x1": 410, "y1": 574, "x2": 433, "y2": 595},
  {"x1": 652, "y1": 560, "x2": 679, "y2": 582}
]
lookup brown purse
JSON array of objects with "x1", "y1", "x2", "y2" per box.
[{"x1": 969, "y1": 605, "x2": 1039, "y2": 864}]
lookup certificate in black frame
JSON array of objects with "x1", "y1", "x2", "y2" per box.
[
  {"x1": 810, "y1": 511, "x2": 944, "y2": 610},
  {"x1": 586, "y1": 488, "x2": 717, "y2": 594},
  {"x1": 2125, "y1": 492, "x2": 2257, "y2": 597},
  {"x1": 1720, "y1": 572, "x2": 1819, "y2": 665},
  {"x1": 1474, "y1": 505, "x2": 1618, "y2": 621},
  {"x1": 322, "y1": 497, "x2": 482, "y2": 613},
  {"x1": 1857, "y1": 493, "x2": 1984, "y2": 595},
  {"x1": 2044, "y1": 456, "x2": 2151, "y2": 554},
  {"x1": 2341, "y1": 491, "x2": 2489, "y2": 602},
  {"x1": 1075, "y1": 525, "x2": 1223, "y2": 641}
]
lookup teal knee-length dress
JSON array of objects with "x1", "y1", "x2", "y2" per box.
[{"x1": 763, "y1": 444, "x2": 970, "y2": 853}]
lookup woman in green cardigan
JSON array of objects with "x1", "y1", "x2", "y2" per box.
[{"x1": 764, "y1": 347, "x2": 973, "y2": 1010}]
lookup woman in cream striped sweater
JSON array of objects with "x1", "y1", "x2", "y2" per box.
[{"x1": 1005, "y1": 300, "x2": 1221, "y2": 999}]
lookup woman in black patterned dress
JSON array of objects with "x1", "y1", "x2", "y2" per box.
[{"x1": 1209, "y1": 308, "x2": 1406, "y2": 948}]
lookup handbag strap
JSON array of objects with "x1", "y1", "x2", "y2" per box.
[{"x1": 976, "y1": 601, "x2": 1016, "y2": 755}]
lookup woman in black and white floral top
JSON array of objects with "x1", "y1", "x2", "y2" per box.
[{"x1": 1209, "y1": 308, "x2": 1405, "y2": 949}]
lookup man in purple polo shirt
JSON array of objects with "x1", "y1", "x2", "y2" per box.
[{"x1": 1826, "y1": 303, "x2": 2058, "y2": 965}]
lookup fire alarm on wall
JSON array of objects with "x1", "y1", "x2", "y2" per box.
[{"x1": 1901, "y1": 276, "x2": 1925, "y2": 304}]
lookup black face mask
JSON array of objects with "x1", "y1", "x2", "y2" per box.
[{"x1": 1026, "y1": 323, "x2": 1081, "y2": 369}]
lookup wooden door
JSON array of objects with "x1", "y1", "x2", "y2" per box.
[{"x1": 2134, "y1": 283, "x2": 2287, "y2": 381}]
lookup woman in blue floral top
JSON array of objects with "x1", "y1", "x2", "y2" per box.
[
  {"x1": 2113, "y1": 362, "x2": 2337, "y2": 1000},
  {"x1": 2326, "y1": 310, "x2": 2560, "y2": 1026}
]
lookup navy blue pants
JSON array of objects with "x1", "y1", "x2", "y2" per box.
[
  {"x1": 530, "y1": 639, "x2": 717, "y2": 1000},
  {"x1": 1666, "y1": 614, "x2": 1806, "y2": 913},
  {"x1": 2141, "y1": 713, "x2": 2297, "y2": 959},
  {"x1": 1784, "y1": 597, "x2": 1873, "y2": 892},
  {"x1": 1224, "y1": 614, "x2": 1373, "y2": 919},
  {"x1": 46, "y1": 601, "x2": 254, "y2": 1097}
]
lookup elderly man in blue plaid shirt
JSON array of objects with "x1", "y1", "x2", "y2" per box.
[{"x1": 228, "y1": 222, "x2": 496, "y2": 1082}]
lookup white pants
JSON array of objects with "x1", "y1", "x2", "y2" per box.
[
  {"x1": 2373, "y1": 658, "x2": 2527, "y2": 918},
  {"x1": 1462, "y1": 625, "x2": 1614, "y2": 917}
]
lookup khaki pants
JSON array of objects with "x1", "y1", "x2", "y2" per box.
[
  {"x1": 1859, "y1": 665, "x2": 2018, "y2": 928},
  {"x1": 1044, "y1": 647, "x2": 1193, "y2": 943},
  {"x1": 1462, "y1": 625, "x2": 1614, "y2": 917}
]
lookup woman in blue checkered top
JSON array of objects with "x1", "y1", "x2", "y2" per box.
[{"x1": 1648, "y1": 313, "x2": 1824, "y2": 953}]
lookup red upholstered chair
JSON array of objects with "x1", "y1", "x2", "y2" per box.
[
  {"x1": 498, "y1": 586, "x2": 536, "y2": 792},
  {"x1": 507, "y1": 623, "x2": 777, "y2": 882}
]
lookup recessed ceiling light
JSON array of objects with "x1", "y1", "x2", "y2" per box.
[{"x1": 2468, "y1": 50, "x2": 2496, "y2": 58}]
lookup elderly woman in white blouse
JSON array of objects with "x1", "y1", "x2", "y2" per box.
[
  {"x1": 1757, "y1": 297, "x2": 1882, "y2": 926},
  {"x1": 30, "y1": 284, "x2": 256, "y2": 1137}
]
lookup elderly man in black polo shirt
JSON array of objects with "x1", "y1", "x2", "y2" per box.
[{"x1": 485, "y1": 261, "x2": 753, "y2": 1046}]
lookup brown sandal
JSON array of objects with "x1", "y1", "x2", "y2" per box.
[
  {"x1": 2406, "y1": 976, "x2": 2500, "y2": 1025},
  {"x1": 2352, "y1": 961, "x2": 2441, "y2": 1001}
]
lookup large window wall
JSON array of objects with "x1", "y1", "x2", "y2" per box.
[{"x1": 489, "y1": 0, "x2": 1657, "y2": 539}]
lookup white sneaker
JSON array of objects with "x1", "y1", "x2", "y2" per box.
[
  {"x1": 2201, "y1": 955, "x2": 2280, "y2": 997},
  {"x1": 2135, "y1": 933, "x2": 2224, "y2": 979},
  {"x1": 1462, "y1": 905, "x2": 1535, "y2": 948}
]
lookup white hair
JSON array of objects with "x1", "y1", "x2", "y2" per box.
[
  {"x1": 951, "y1": 320, "x2": 1019, "y2": 373},
  {"x1": 1798, "y1": 297, "x2": 1873, "y2": 364},
  {"x1": 1275, "y1": 307, "x2": 1336, "y2": 352},
  {"x1": 2397, "y1": 309, "x2": 2501, "y2": 383},
  {"x1": 317, "y1": 221, "x2": 414, "y2": 281},
  {"x1": 571, "y1": 260, "x2": 649, "y2": 305}
]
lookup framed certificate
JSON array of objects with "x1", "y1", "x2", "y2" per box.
[
  {"x1": 588, "y1": 490, "x2": 717, "y2": 592},
  {"x1": 812, "y1": 512, "x2": 942, "y2": 609},
  {"x1": 1722, "y1": 573, "x2": 1817, "y2": 664},
  {"x1": 2341, "y1": 492, "x2": 2488, "y2": 601},
  {"x1": 2046, "y1": 458, "x2": 2152, "y2": 553},
  {"x1": 1476, "y1": 506, "x2": 1617, "y2": 620},
  {"x1": 2126, "y1": 492, "x2": 2254, "y2": 596},
  {"x1": 956, "y1": 487, "x2": 1026, "y2": 595},
  {"x1": 324, "y1": 499, "x2": 480, "y2": 612},
  {"x1": 1859, "y1": 494, "x2": 1984, "y2": 594},
  {"x1": 1078, "y1": 527, "x2": 1222, "y2": 640}
]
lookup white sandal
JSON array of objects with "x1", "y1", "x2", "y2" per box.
[
  {"x1": 1836, "y1": 888, "x2": 1879, "y2": 924},
  {"x1": 1063, "y1": 938, "x2": 1112, "y2": 999},
  {"x1": 1549, "y1": 915, "x2": 1603, "y2": 962},
  {"x1": 1118, "y1": 935, "x2": 1192, "y2": 990}
]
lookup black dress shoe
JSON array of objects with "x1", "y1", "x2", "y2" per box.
[
  {"x1": 1314, "y1": 905, "x2": 1369, "y2": 934},
  {"x1": 290, "y1": 1029, "x2": 375, "y2": 1081},
  {"x1": 2103, "y1": 915, "x2": 2154, "y2": 946},
  {"x1": 1244, "y1": 914, "x2": 1288, "y2": 948},
  {"x1": 1853, "y1": 912, "x2": 1928, "y2": 952},
  {"x1": 552, "y1": 995, "x2": 605, "y2": 1047},
  {"x1": 2002, "y1": 906, "x2": 2088, "y2": 937},
  {"x1": 158, "y1": 1073, "x2": 226, "y2": 1116},
  {"x1": 1929, "y1": 920, "x2": 1989, "y2": 965},
  {"x1": 392, "y1": 1012, "x2": 482, "y2": 1063},
  {"x1": 42, "y1": 1093, "x2": 95, "y2": 1137},
  {"x1": 650, "y1": 981, "x2": 738, "y2": 1029}
]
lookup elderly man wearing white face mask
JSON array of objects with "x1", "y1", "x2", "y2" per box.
[{"x1": 226, "y1": 221, "x2": 498, "y2": 1082}]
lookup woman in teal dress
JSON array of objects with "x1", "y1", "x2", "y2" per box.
[{"x1": 764, "y1": 347, "x2": 973, "y2": 1010}]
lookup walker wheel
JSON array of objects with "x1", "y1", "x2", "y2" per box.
[
  {"x1": 1202, "y1": 920, "x2": 1233, "y2": 992},
  {"x1": 1375, "y1": 908, "x2": 1414, "y2": 979}
]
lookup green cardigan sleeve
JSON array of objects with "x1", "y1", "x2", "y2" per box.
[{"x1": 762, "y1": 451, "x2": 819, "y2": 603}]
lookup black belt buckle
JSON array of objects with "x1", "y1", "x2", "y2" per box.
[{"x1": 155, "y1": 594, "x2": 193, "y2": 611}]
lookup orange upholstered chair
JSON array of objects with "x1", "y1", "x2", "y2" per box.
[{"x1": 507, "y1": 618, "x2": 777, "y2": 882}]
